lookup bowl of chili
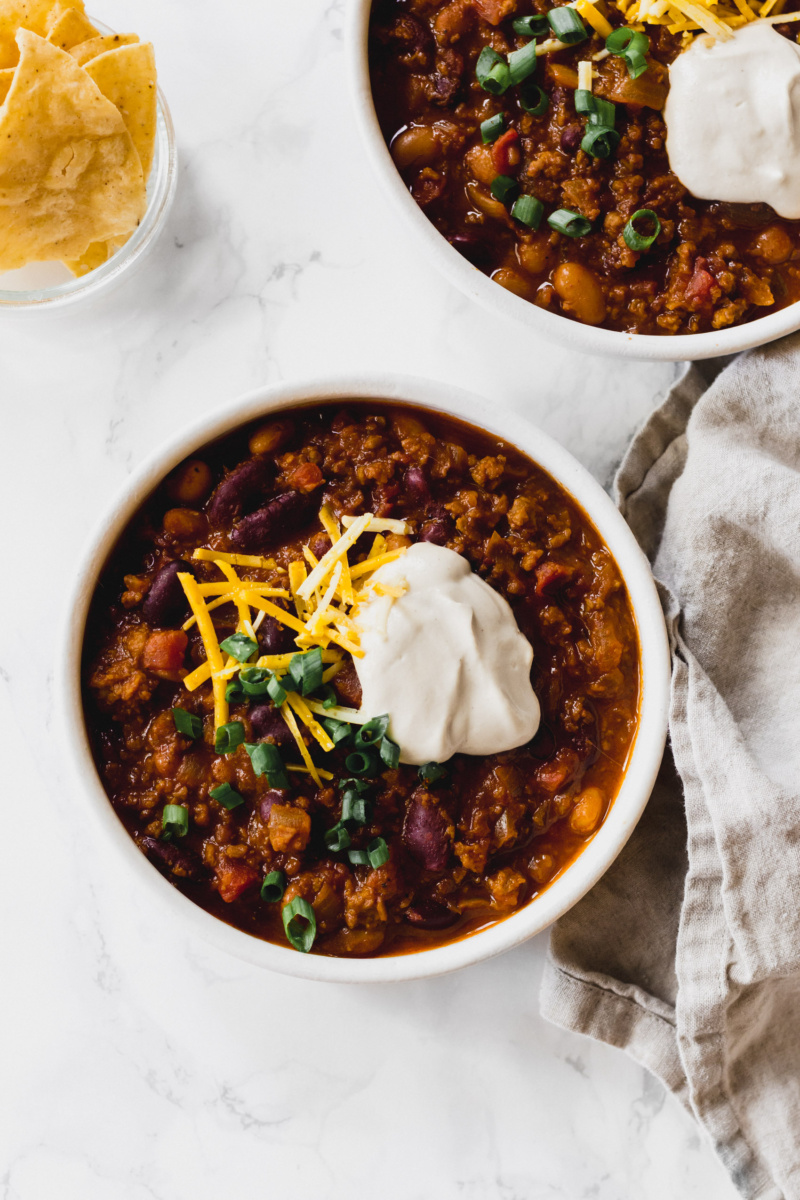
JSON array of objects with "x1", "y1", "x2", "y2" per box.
[
  {"x1": 60, "y1": 375, "x2": 670, "y2": 982},
  {"x1": 351, "y1": 0, "x2": 800, "y2": 359}
]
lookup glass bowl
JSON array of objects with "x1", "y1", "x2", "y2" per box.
[{"x1": 0, "y1": 53, "x2": 177, "y2": 311}]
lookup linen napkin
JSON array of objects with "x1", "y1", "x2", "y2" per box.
[{"x1": 540, "y1": 335, "x2": 800, "y2": 1200}]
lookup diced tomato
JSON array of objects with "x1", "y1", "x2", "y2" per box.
[
  {"x1": 142, "y1": 629, "x2": 188, "y2": 672},
  {"x1": 491, "y1": 128, "x2": 520, "y2": 174},
  {"x1": 684, "y1": 257, "x2": 717, "y2": 310},
  {"x1": 288, "y1": 461, "x2": 324, "y2": 493},
  {"x1": 215, "y1": 857, "x2": 259, "y2": 903},
  {"x1": 535, "y1": 560, "x2": 573, "y2": 597}
]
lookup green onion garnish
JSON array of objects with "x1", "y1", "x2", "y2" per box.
[
  {"x1": 476, "y1": 46, "x2": 511, "y2": 95},
  {"x1": 239, "y1": 666, "x2": 270, "y2": 696},
  {"x1": 324, "y1": 821, "x2": 351, "y2": 852},
  {"x1": 288, "y1": 647, "x2": 323, "y2": 696},
  {"x1": 219, "y1": 633, "x2": 258, "y2": 662},
  {"x1": 490, "y1": 174, "x2": 518, "y2": 204},
  {"x1": 367, "y1": 837, "x2": 390, "y2": 868},
  {"x1": 162, "y1": 804, "x2": 188, "y2": 838},
  {"x1": 419, "y1": 761, "x2": 448, "y2": 785},
  {"x1": 623, "y1": 208, "x2": 661, "y2": 251},
  {"x1": 379, "y1": 736, "x2": 400, "y2": 769},
  {"x1": 511, "y1": 194, "x2": 543, "y2": 229},
  {"x1": 575, "y1": 91, "x2": 616, "y2": 127},
  {"x1": 225, "y1": 680, "x2": 243, "y2": 703},
  {"x1": 322, "y1": 716, "x2": 353, "y2": 745},
  {"x1": 605, "y1": 27, "x2": 649, "y2": 77},
  {"x1": 355, "y1": 715, "x2": 389, "y2": 750},
  {"x1": 518, "y1": 79, "x2": 549, "y2": 115},
  {"x1": 512, "y1": 13, "x2": 550, "y2": 36},
  {"x1": 348, "y1": 848, "x2": 369, "y2": 866},
  {"x1": 316, "y1": 684, "x2": 338, "y2": 710},
  {"x1": 172, "y1": 708, "x2": 202, "y2": 739},
  {"x1": 345, "y1": 749, "x2": 378, "y2": 777},
  {"x1": 282, "y1": 896, "x2": 316, "y2": 952},
  {"x1": 267, "y1": 674, "x2": 288, "y2": 706},
  {"x1": 245, "y1": 741, "x2": 290, "y2": 789},
  {"x1": 507, "y1": 39, "x2": 538, "y2": 85},
  {"x1": 341, "y1": 791, "x2": 372, "y2": 825},
  {"x1": 209, "y1": 782, "x2": 244, "y2": 810},
  {"x1": 580, "y1": 125, "x2": 619, "y2": 159},
  {"x1": 546, "y1": 7, "x2": 587, "y2": 43},
  {"x1": 480, "y1": 113, "x2": 505, "y2": 144},
  {"x1": 547, "y1": 209, "x2": 592, "y2": 237},
  {"x1": 339, "y1": 777, "x2": 372, "y2": 793},
  {"x1": 261, "y1": 870, "x2": 285, "y2": 903},
  {"x1": 215, "y1": 721, "x2": 245, "y2": 755}
]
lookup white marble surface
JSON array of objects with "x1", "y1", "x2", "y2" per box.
[{"x1": 0, "y1": 2, "x2": 740, "y2": 1197}]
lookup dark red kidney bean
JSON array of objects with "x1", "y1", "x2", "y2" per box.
[
  {"x1": 403, "y1": 794, "x2": 450, "y2": 871},
  {"x1": 560, "y1": 124, "x2": 583, "y2": 153},
  {"x1": 405, "y1": 898, "x2": 459, "y2": 930},
  {"x1": 141, "y1": 835, "x2": 205, "y2": 880},
  {"x1": 419, "y1": 516, "x2": 452, "y2": 546},
  {"x1": 250, "y1": 704, "x2": 294, "y2": 746},
  {"x1": 448, "y1": 233, "x2": 493, "y2": 271},
  {"x1": 259, "y1": 789, "x2": 289, "y2": 821},
  {"x1": 207, "y1": 458, "x2": 273, "y2": 524},
  {"x1": 308, "y1": 532, "x2": 332, "y2": 559},
  {"x1": 230, "y1": 491, "x2": 309, "y2": 552},
  {"x1": 142, "y1": 561, "x2": 191, "y2": 628},
  {"x1": 257, "y1": 615, "x2": 296, "y2": 655},
  {"x1": 404, "y1": 466, "x2": 430, "y2": 503}
]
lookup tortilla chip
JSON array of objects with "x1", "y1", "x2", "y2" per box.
[
  {"x1": 70, "y1": 31, "x2": 137, "y2": 66},
  {"x1": 0, "y1": 30, "x2": 146, "y2": 269},
  {"x1": 85, "y1": 42, "x2": 156, "y2": 179},
  {"x1": 63, "y1": 232, "x2": 126, "y2": 275},
  {"x1": 46, "y1": 6, "x2": 96, "y2": 50},
  {"x1": 0, "y1": 64, "x2": 13, "y2": 101},
  {"x1": 0, "y1": 0, "x2": 81, "y2": 67}
]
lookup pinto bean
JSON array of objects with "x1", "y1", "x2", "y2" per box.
[
  {"x1": 465, "y1": 142, "x2": 497, "y2": 186},
  {"x1": 467, "y1": 181, "x2": 508, "y2": 221},
  {"x1": 493, "y1": 267, "x2": 537, "y2": 301},
  {"x1": 553, "y1": 262, "x2": 607, "y2": 326},
  {"x1": 230, "y1": 491, "x2": 310, "y2": 552},
  {"x1": 392, "y1": 124, "x2": 441, "y2": 170},
  {"x1": 168, "y1": 459, "x2": 212, "y2": 505},
  {"x1": 751, "y1": 225, "x2": 793, "y2": 265},
  {"x1": 569, "y1": 786, "x2": 606, "y2": 835},
  {"x1": 405, "y1": 898, "x2": 459, "y2": 929},
  {"x1": 163, "y1": 508, "x2": 207, "y2": 541},
  {"x1": 320, "y1": 927, "x2": 386, "y2": 956},
  {"x1": 403, "y1": 793, "x2": 451, "y2": 871},
  {"x1": 207, "y1": 458, "x2": 273, "y2": 524},
  {"x1": 142, "y1": 561, "x2": 191, "y2": 627},
  {"x1": 248, "y1": 419, "x2": 294, "y2": 456},
  {"x1": 250, "y1": 704, "x2": 294, "y2": 746},
  {"x1": 141, "y1": 835, "x2": 205, "y2": 880},
  {"x1": 517, "y1": 234, "x2": 556, "y2": 277}
]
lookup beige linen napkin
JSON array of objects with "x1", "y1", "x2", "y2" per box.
[{"x1": 541, "y1": 336, "x2": 800, "y2": 1200}]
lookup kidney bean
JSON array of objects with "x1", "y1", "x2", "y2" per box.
[
  {"x1": 560, "y1": 124, "x2": 583, "y2": 153},
  {"x1": 250, "y1": 704, "x2": 294, "y2": 746},
  {"x1": 403, "y1": 794, "x2": 450, "y2": 871},
  {"x1": 259, "y1": 790, "x2": 289, "y2": 822},
  {"x1": 230, "y1": 491, "x2": 309, "y2": 552},
  {"x1": 207, "y1": 458, "x2": 273, "y2": 524},
  {"x1": 404, "y1": 466, "x2": 431, "y2": 503},
  {"x1": 141, "y1": 835, "x2": 205, "y2": 880},
  {"x1": 449, "y1": 233, "x2": 493, "y2": 271},
  {"x1": 405, "y1": 898, "x2": 459, "y2": 930},
  {"x1": 257, "y1": 615, "x2": 296, "y2": 655},
  {"x1": 142, "y1": 561, "x2": 191, "y2": 627},
  {"x1": 419, "y1": 514, "x2": 452, "y2": 546}
]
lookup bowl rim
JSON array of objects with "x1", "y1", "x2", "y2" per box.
[
  {"x1": 58, "y1": 373, "x2": 671, "y2": 983},
  {"x1": 347, "y1": 0, "x2": 800, "y2": 362}
]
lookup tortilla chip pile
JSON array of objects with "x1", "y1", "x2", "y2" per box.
[{"x1": 0, "y1": 0, "x2": 157, "y2": 276}]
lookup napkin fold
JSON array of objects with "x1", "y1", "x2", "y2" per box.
[{"x1": 541, "y1": 336, "x2": 800, "y2": 1200}]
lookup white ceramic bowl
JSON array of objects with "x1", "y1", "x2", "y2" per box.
[
  {"x1": 59, "y1": 375, "x2": 670, "y2": 982},
  {"x1": 349, "y1": 0, "x2": 800, "y2": 361}
]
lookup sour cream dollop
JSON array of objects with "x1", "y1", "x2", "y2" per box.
[
  {"x1": 665, "y1": 22, "x2": 800, "y2": 219},
  {"x1": 353, "y1": 542, "x2": 540, "y2": 765}
]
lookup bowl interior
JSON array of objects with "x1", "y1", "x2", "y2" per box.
[{"x1": 61, "y1": 375, "x2": 671, "y2": 982}]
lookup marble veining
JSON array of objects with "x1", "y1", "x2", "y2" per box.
[{"x1": 0, "y1": 1, "x2": 738, "y2": 1197}]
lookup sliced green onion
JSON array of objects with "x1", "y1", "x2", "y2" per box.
[
  {"x1": 225, "y1": 680, "x2": 243, "y2": 703},
  {"x1": 605, "y1": 27, "x2": 649, "y2": 77},
  {"x1": 490, "y1": 174, "x2": 518, "y2": 204},
  {"x1": 219, "y1": 633, "x2": 258, "y2": 663},
  {"x1": 355, "y1": 715, "x2": 389, "y2": 750},
  {"x1": 239, "y1": 667, "x2": 270, "y2": 696},
  {"x1": 476, "y1": 45, "x2": 511, "y2": 95},
  {"x1": 580, "y1": 125, "x2": 619, "y2": 159},
  {"x1": 316, "y1": 684, "x2": 338, "y2": 710},
  {"x1": 245, "y1": 741, "x2": 289, "y2": 789},
  {"x1": 419, "y1": 761, "x2": 448, "y2": 785},
  {"x1": 215, "y1": 721, "x2": 245, "y2": 755},
  {"x1": 512, "y1": 13, "x2": 550, "y2": 36},
  {"x1": 507, "y1": 39, "x2": 538, "y2": 84},
  {"x1": 288, "y1": 647, "x2": 323, "y2": 696},
  {"x1": 379, "y1": 736, "x2": 400, "y2": 769},
  {"x1": 348, "y1": 847, "x2": 370, "y2": 866},
  {"x1": 546, "y1": 7, "x2": 587, "y2": 43},
  {"x1": 547, "y1": 208, "x2": 592, "y2": 237},
  {"x1": 282, "y1": 896, "x2": 316, "y2": 952},
  {"x1": 162, "y1": 804, "x2": 188, "y2": 838},
  {"x1": 339, "y1": 777, "x2": 372, "y2": 794},
  {"x1": 322, "y1": 716, "x2": 352, "y2": 746},
  {"x1": 345, "y1": 749, "x2": 378, "y2": 777},
  {"x1": 261, "y1": 870, "x2": 285, "y2": 903},
  {"x1": 518, "y1": 79, "x2": 549, "y2": 116},
  {"x1": 172, "y1": 708, "x2": 202, "y2": 739},
  {"x1": 367, "y1": 837, "x2": 390, "y2": 868},
  {"x1": 624, "y1": 49, "x2": 648, "y2": 78},
  {"x1": 341, "y1": 791, "x2": 372, "y2": 825},
  {"x1": 623, "y1": 208, "x2": 661, "y2": 251},
  {"x1": 575, "y1": 91, "x2": 615, "y2": 127},
  {"x1": 209, "y1": 782, "x2": 244, "y2": 810},
  {"x1": 511, "y1": 194, "x2": 543, "y2": 229},
  {"x1": 480, "y1": 113, "x2": 505, "y2": 144},
  {"x1": 324, "y1": 821, "x2": 351, "y2": 852},
  {"x1": 266, "y1": 674, "x2": 288, "y2": 706}
]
